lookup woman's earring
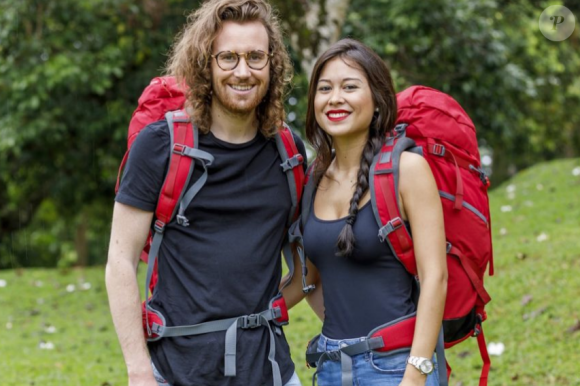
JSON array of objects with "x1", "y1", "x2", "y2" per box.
[{"x1": 375, "y1": 107, "x2": 379, "y2": 112}]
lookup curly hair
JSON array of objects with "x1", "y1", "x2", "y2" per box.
[
  {"x1": 164, "y1": 0, "x2": 292, "y2": 137},
  {"x1": 305, "y1": 39, "x2": 398, "y2": 257}
]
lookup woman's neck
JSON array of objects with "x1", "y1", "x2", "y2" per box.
[{"x1": 330, "y1": 134, "x2": 367, "y2": 174}]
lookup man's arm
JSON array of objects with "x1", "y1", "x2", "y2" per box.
[{"x1": 105, "y1": 202, "x2": 157, "y2": 386}]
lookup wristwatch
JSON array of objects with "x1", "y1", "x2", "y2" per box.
[{"x1": 407, "y1": 356, "x2": 434, "y2": 375}]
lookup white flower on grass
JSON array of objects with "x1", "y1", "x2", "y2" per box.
[
  {"x1": 507, "y1": 192, "x2": 516, "y2": 200},
  {"x1": 0, "y1": 279, "x2": 7, "y2": 288},
  {"x1": 6, "y1": 322, "x2": 13, "y2": 330},
  {"x1": 66, "y1": 284, "x2": 76, "y2": 293},
  {"x1": 500, "y1": 205, "x2": 513, "y2": 212},
  {"x1": 81, "y1": 282, "x2": 91, "y2": 290},
  {"x1": 34, "y1": 281, "x2": 43, "y2": 287},
  {"x1": 572, "y1": 167, "x2": 580, "y2": 177},
  {"x1": 487, "y1": 342, "x2": 505, "y2": 356},
  {"x1": 536, "y1": 184, "x2": 544, "y2": 191},
  {"x1": 537, "y1": 233, "x2": 549, "y2": 242},
  {"x1": 506, "y1": 184, "x2": 516, "y2": 193},
  {"x1": 524, "y1": 200, "x2": 534, "y2": 207},
  {"x1": 499, "y1": 228, "x2": 508, "y2": 236},
  {"x1": 39, "y1": 341, "x2": 55, "y2": 350},
  {"x1": 45, "y1": 325, "x2": 57, "y2": 334}
]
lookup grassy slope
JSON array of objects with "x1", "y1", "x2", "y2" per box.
[{"x1": 1, "y1": 158, "x2": 579, "y2": 385}]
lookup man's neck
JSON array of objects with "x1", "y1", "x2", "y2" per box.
[{"x1": 210, "y1": 102, "x2": 259, "y2": 144}]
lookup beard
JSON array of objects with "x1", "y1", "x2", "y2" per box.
[{"x1": 212, "y1": 83, "x2": 268, "y2": 118}]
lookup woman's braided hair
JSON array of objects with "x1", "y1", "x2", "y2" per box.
[{"x1": 305, "y1": 39, "x2": 398, "y2": 257}]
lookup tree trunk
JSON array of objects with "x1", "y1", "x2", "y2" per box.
[{"x1": 288, "y1": 0, "x2": 351, "y2": 79}]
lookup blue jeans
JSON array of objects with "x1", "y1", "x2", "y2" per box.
[
  {"x1": 152, "y1": 362, "x2": 302, "y2": 386},
  {"x1": 314, "y1": 334, "x2": 440, "y2": 386}
]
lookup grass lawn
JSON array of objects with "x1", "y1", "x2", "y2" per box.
[{"x1": 1, "y1": 158, "x2": 579, "y2": 385}]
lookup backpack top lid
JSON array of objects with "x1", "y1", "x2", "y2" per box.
[
  {"x1": 396, "y1": 86, "x2": 480, "y2": 161},
  {"x1": 127, "y1": 76, "x2": 186, "y2": 149}
]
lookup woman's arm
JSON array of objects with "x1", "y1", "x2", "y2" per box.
[
  {"x1": 398, "y1": 152, "x2": 448, "y2": 385},
  {"x1": 281, "y1": 247, "x2": 324, "y2": 319}
]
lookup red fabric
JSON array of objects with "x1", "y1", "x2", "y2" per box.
[
  {"x1": 370, "y1": 316, "x2": 415, "y2": 352},
  {"x1": 373, "y1": 86, "x2": 493, "y2": 385},
  {"x1": 271, "y1": 296, "x2": 289, "y2": 324},
  {"x1": 278, "y1": 128, "x2": 305, "y2": 222},
  {"x1": 141, "y1": 300, "x2": 164, "y2": 339}
]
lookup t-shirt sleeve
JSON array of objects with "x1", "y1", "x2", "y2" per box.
[{"x1": 115, "y1": 120, "x2": 171, "y2": 212}]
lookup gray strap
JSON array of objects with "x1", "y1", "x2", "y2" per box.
[
  {"x1": 279, "y1": 236, "x2": 295, "y2": 292},
  {"x1": 144, "y1": 230, "x2": 164, "y2": 336},
  {"x1": 274, "y1": 131, "x2": 300, "y2": 227},
  {"x1": 288, "y1": 220, "x2": 314, "y2": 293},
  {"x1": 224, "y1": 319, "x2": 239, "y2": 376},
  {"x1": 340, "y1": 351, "x2": 353, "y2": 386},
  {"x1": 436, "y1": 327, "x2": 448, "y2": 386},
  {"x1": 264, "y1": 317, "x2": 282, "y2": 386},
  {"x1": 223, "y1": 314, "x2": 282, "y2": 386},
  {"x1": 176, "y1": 148, "x2": 214, "y2": 225}
]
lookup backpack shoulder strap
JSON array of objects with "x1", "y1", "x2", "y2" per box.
[
  {"x1": 369, "y1": 133, "x2": 418, "y2": 275},
  {"x1": 274, "y1": 126, "x2": 305, "y2": 225},
  {"x1": 154, "y1": 110, "x2": 198, "y2": 227}
]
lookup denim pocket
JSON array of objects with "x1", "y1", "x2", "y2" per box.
[{"x1": 368, "y1": 352, "x2": 407, "y2": 374}]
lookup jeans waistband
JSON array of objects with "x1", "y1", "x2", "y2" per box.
[{"x1": 319, "y1": 333, "x2": 368, "y2": 350}]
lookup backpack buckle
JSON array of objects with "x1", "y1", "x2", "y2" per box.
[
  {"x1": 280, "y1": 154, "x2": 304, "y2": 172},
  {"x1": 240, "y1": 314, "x2": 261, "y2": 329},
  {"x1": 378, "y1": 217, "x2": 404, "y2": 242}
]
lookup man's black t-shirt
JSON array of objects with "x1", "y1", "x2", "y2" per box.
[{"x1": 116, "y1": 120, "x2": 306, "y2": 386}]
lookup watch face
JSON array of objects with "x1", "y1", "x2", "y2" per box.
[{"x1": 419, "y1": 360, "x2": 434, "y2": 374}]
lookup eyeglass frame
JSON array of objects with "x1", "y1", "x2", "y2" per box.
[{"x1": 210, "y1": 50, "x2": 274, "y2": 71}]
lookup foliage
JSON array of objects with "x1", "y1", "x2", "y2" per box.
[
  {"x1": 0, "y1": 0, "x2": 578, "y2": 268},
  {"x1": 340, "y1": 0, "x2": 580, "y2": 182},
  {"x1": 0, "y1": 0, "x2": 202, "y2": 267},
  {"x1": 1, "y1": 158, "x2": 580, "y2": 385}
]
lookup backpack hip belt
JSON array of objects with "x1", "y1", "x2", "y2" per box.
[
  {"x1": 305, "y1": 313, "x2": 448, "y2": 386},
  {"x1": 144, "y1": 294, "x2": 289, "y2": 386}
]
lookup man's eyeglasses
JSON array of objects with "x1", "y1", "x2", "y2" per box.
[{"x1": 211, "y1": 50, "x2": 273, "y2": 71}]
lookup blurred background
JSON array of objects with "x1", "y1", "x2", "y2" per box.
[
  {"x1": 0, "y1": 1, "x2": 579, "y2": 385},
  {"x1": 1, "y1": 0, "x2": 578, "y2": 269}
]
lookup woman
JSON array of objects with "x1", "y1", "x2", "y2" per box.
[{"x1": 292, "y1": 39, "x2": 447, "y2": 386}]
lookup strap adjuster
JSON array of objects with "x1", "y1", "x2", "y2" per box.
[
  {"x1": 154, "y1": 220, "x2": 166, "y2": 234},
  {"x1": 173, "y1": 143, "x2": 187, "y2": 155},
  {"x1": 378, "y1": 217, "x2": 404, "y2": 242},
  {"x1": 326, "y1": 350, "x2": 341, "y2": 361},
  {"x1": 176, "y1": 214, "x2": 190, "y2": 227},
  {"x1": 432, "y1": 144, "x2": 446, "y2": 156},
  {"x1": 240, "y1": 314, "x2": 261, "y2": 329},
  {"x1": 280, "y1": 154, "x2": 304, "y2": 172}
]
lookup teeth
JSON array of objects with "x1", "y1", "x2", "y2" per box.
[
  {"x1": 231, "y1": 85, "x2": 253, "y2": 91},
  {"x1": 328, "y1": 112, "x2": 349, "y2": 118}
]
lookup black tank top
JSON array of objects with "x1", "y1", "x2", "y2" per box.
[{"x1": 303, "y1": 200, "x2": 417, "y2": 339}]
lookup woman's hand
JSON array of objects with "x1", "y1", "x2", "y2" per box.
[{"x1": 399, "y1": 366, "x2": 427, "y2": 386}]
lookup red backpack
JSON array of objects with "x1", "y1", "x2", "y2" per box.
[
  {"x1": 299, "y1": 86, "x2": 493, "y2": 386},
  {"x1": 115, "y1": 76, "x2": 305, "y2": 386}
]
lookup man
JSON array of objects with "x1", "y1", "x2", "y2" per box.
[{"x1": 105, "y1": 1, "x2": 305, "y2": 385}]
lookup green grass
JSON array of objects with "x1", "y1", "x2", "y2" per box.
[{"x1": 1, "y1": 158, "x2": 580, "y2": 385}]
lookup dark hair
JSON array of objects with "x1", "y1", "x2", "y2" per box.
[{"x1": 305, "y1": 38, "x2": 398, "y2": 257}]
